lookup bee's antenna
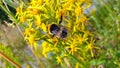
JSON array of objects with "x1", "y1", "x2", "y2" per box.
[{"x1": 59, "y1": 15, "x2": 63, "y2": 24}]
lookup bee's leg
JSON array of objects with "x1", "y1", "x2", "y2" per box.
[{"x1": 59, "y1": 15, "x2": 63, "y2": 24}]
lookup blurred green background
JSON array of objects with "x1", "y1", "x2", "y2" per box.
[{"x1": 0, "y1": 0, "x2": 120, "y2": 68}]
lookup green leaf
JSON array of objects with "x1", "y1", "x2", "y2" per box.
[{"x1": 90, "y1": 59, "x2": 105, "y2": 65}]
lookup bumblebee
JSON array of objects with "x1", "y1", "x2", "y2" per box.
[{"x1": 49, "y1": 15, "x2": 68, "y2": 39}]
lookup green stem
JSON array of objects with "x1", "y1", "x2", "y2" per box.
[
  {"x1": 43, "y1": 39, "x2": 54, "y2": 45},
  {"x1": 68, "y1": 53, "x2": 85, "y2": 66},
  {"x1": 0, "y1": 3, "x2": 18, "y2": 23},
  {"x1": 0, "y1": 51, "x2": 21, "y2": 68}
]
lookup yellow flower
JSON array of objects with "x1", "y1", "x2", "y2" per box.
[
  {"x1": 24, "y1": 25, "x2": 35, "y2": 36},
  {"x1": 80, "y1": 15, "x2": 87, "y2": 23},
  {"x1": 27, "y1": 34, "x2": 37, "y2": 47},
  {"x1": 42, "y1": 41, "x2": 53, "y2": 58},
  {"x1": 79, "y1": 33, "x2": 88, "y2": 44},
  {"x1": 70, "y1": 43, "x2": 77, "y2": 54},
  {"x1": 28, "y1": 35, "x2": 34, "y2": 44},
  {"x1": 34, "y1": 15, "x2": 42, "y2": 28},
  {"x1": 19, "y1": 16, "x2": 26, "y2": 23},
  {"x1": 33, "y1": 9, "x2": 40, "y2": 15},
  {"x1": 86, "y1": 38, "x2": 95, "y2": 57},
  {"x1": 16, "y1": 2, "x2": 27, "y2": 23},
  {"x1": 41, "y1": 23, "x2": 47, "y2": 32},
  {"x1": 16, "y1": 2, "x2": 24, "y2": 16},
  {"x1": 66, "y1": 39, "x2": 80, "y2": 55},
  {"x1": 75, "y1": 6, "x2": 83, "y2": 16},
  {"x1": 26, "y1": 6, "x2": 40, "y2": 15},
  {"x1": 42, "y1": 41, "x2": 48, "y2": 58},
  {"x1": 56, "y1": 56, "x2": 63, "y2": 65},
  {"x1": 24, "y1": 28, "x2": 31, "y2": 36},
  {"x1": 80, "y1": 15, "x2": 88, "y2": 30},
  {"x1": 75, "y1": 62, "x2": 79, "y2": 68},
  {"x1": 30, "y1": 0, "x2": 44, "y2": 6}
]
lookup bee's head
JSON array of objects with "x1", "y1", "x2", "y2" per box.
[{"x1": 50, "y1": 24, "x2": 60, "y2": 35}]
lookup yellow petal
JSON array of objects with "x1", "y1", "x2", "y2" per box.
[{"x1": 41, "y1": 23, "x2": 47, "y2": 32}]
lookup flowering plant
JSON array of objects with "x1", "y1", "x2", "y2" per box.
[
  {"x1": 0, "y1": 0, "x2": 98, "y2": 67},
  {"x1": 15, "y1": 0, "x2": 98, "y2": 67}
]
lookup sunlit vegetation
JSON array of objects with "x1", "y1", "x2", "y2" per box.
[{"x1": 0, "y1": 0, "x2": 120, "y2": 68}]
